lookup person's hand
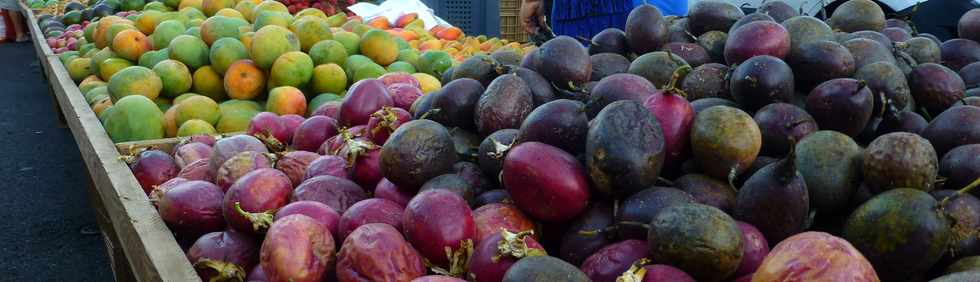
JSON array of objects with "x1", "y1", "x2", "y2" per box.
[{"x1": 520, "y1": 0, "x2": 545, "y2": 34}]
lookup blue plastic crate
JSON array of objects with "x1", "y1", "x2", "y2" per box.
[{"x1": 420, "y1": 0, "x2": 500, "y2": 37}]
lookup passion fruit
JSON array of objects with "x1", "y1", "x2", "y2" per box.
[
  {"x1": 863, "y1": 132, "x2": 939, "y2": 192},
  {"x1": 648, "y1": 203, "x2": 743, "y2": 282},
  {"x1": 842, "y1": 188, "x2": 951, "y2": 282},
  {"x1": 690, "y1": 106, "x2": 762, "y2": 181}
]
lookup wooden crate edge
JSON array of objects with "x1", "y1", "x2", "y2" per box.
[
  {"x1": 38, "y1": 34, "x2": 199, "y2": 282},
  {"x1": 20, "y1": 2, "x2": 57, "y2": 75}
]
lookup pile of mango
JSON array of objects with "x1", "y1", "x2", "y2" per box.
[{"x1": 55, "y1": 0, "x2": 532, "y2": 142}]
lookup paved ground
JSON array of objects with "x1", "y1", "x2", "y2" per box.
[{"x1": 0, "y1": 41, "x2": 112, "y2": 281}]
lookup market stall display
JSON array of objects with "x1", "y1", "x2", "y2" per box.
[{"x1": 20, "y1": 0, "x2": 980, "y2": 281}]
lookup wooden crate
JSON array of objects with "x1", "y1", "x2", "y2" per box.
[
  {"x1": 22, "y1": 3, "x2": 67, "y2": 128},
  {"x1": 22, "y1": 3, "x2": 200, "y2": 281},
  {"x1": 499, "y1": 0, "x2": 528, "y2": 43}
]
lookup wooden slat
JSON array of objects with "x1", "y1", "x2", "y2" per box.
[
  {"x1": 22, "y1": 3, "x2": 69, "y2": 128},
  {"x1": 20, "y1": 3, "x2": 56, "y2": 63},
  {"x1": 36, "y1": 22, "x2": 199, "y2": 282}
]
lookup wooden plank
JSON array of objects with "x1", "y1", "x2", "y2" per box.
[
  {"x1": 20, "y1": 3, "x2": 56, "y2": 65},
  {"x1": 41, "y1": 47, "x2": 199, "y2": 282},
  {"x1": 22, "y1": 3, "x2": 68, "y2": 127},
  {"x1": 86, "y1": 176, "x2": 138, "y2": 282}
]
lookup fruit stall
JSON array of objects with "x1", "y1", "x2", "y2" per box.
[{"x1": 19, "y1": 0, "x2": 980, "y2": 281}]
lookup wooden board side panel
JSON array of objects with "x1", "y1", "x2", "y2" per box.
[
  {"x1": 42, "y1": 52, "x2": 199, "y2": 281},
  {"x1": 21, "y1": 3, "x2": 56, "y2": 62}
]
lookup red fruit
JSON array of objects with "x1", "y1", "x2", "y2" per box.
[
  {"x1": 187, "y1": 230, "x2": 259, "y2": 282},
  {"x1": 403, "y1": 189, "x2": 477, "y2": 267},
  {"x1": 348, "y1": 125, "x2": 368, "y2": 136},
  {"x1": 581, "y1": 239, "x2": 649, "y2": 282},
  {"x1": 304, "y1": 155, "x2": 349, "y2": 180},
  {"x1": 157, "y1": 180, "x2": 225, "y2": 240},
  {"x1": 338, "y1": 198, "x2": 404, "y2": 240},
  {"x1": 387, "y1": 83, "x2": 424, "y2": 111},
  {"x1": 753, "y1": 231, "x2": 878, "y2": 282},
  {"x1": 223, "y1": 169, "x2": 293, "y2": 234},
  {"x1": 176, "y1": 159, "x2": 214, "y2": 182},
  {"x1": 216, "y1": 151, "x2": 274, "y2": 191},
  {"x1": 173, "y1": 142, "x2": 212, "y2": 168},
  {"x1": 502, "y1": 142, "x2": 590, "y2": 221},
  {"x1": 274, "y1": 201, "x2": 341, "y2": 241},
  {"x1": 643, "y1": 81, "x2": 694, "y2": 172},
  {"x1": 517, "y1": 99, "x2": 589, "y2": 153},
  {"x1": 453, "y1": 162, "x2": 491, "y2": 195},
  {"x1": 725, "y1": 21, "x2": 791, "y2": 65},
  {"x1": 149, "y1": 177, "x2": 188, "y2": 207},
  {"x1": 311, "y1": 101, "x2": 341, "y2": 120},
  {"x1": 187, "y1": 135, "x2": 217, "y2": 146},
  {"x1": 260, "y1": 215, "x2": 336, "y2": 282},
  {"x1": 247, "y1": 266, "x2": 267, "y2": 281},
  {"x1": 941, "y1": 38, "x2": 980, "y2": 72},
  {"x1": 374, "y1": 178, "x2": 413, "y2": 206},
  {"x1": 806, "y1": 78, "x2": 874, "y2": 137},
  {"x1": 275, "y1": 151, "x2": 321, "y2": 187},
  {"x1": 959, "y1": 8, "x2": 980, "y2": 43},
  {"x1": 335, "y1": 137, "x2": 383, "y2": 188},
  {"x1": 627, "y1": 264, "x2": 696, "y2": 282},
  {"x1": 292, "y1": 116, "x2": 339, "y2": 152},
  {"x1": 338, "y1": 79, "x2": 393, "y2": 126},
  {"x1": 380, "y1": 72, "x2": 420, "y2": 88},
  {"x1": 587, "y1": 73, "x2": 656, "y2": 120},
  {"x1": 248, "y1": 112, "x2": 290, "y2": 144},
  {"x1": 467, "y1": 230, "x2": 545, "y2": 282},
  {"x1": 472, "y1": 203, "x2": 536, "y2": 243},
  {"x1": 753, "y1": 103, "x2": 818, "y2": 156},
  {"x1": 366, "y1": 107, "x2": 411, "y2": 145},
  {"x1": 209, "y1": 135, "x2": 269, "y2": 175},
  {"x1": 318, "y1": 128, "x2": 350, "y2": 155},
  {"x1": 336, "y1": 223, "x2": 426, "y2": 282},
  {"x1": 130, "y1": 149, "x2": 179, "y2": 195},
  {"x1": 475, "y1": 189, "x2": 511, "y2": 207},
  {"x1": 735, "y1": 221, "x2": 770, "y2": 277},
  {"x1": 291, "y1": 175, "x2": 367, "y2": 214},
  {"x1": 280, "y1": 114, "x2": 305, "y2": 143},
  {"x1": 412, "y1": 275, "x2": 466, "y2": 282}
]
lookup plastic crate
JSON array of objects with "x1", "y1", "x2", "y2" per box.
[
  {"x1": 499, "y1": 0, "x2": 528, "y2": 42},
  {"x1": 420, "y1": 0, "x2": 500, "y2": 37}
]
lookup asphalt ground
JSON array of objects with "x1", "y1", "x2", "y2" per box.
[{"x1": 0, "y1": 41, "x2": 113, "y2": 281}]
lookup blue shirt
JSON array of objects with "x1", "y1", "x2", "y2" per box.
[
  {"x1": 550, "y1": 0, "x2": 688, "y2": 39},
  {"x1": 636, "y1": 0, "x2": 688, "y2": 17}
]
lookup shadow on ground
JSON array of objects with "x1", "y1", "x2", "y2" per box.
[{"x1": 0, "y1": 41, "x2": 113, "y2": 281}]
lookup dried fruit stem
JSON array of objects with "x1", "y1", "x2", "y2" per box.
[
  {"x1": 940, "y1": 177, "x2": 980, "y2": 208},
  {"x1": 194, "y1": 258, "x2": 246, "y2": 282},
  {"x1": 665, "y1": 65, "x2": 693, "y2": 98},
  {"x1": 234, "y1": 202, "x2": 274, "y2": 232},
  {"x1": 254, "y1": 132, "x2": 286, "y2": 155},
  {"x1": 616, "y1": 258, "x2": 651, "y2": 282},
  {"x1": 486, "y1": 137, "x2": 516, "y2": 159},
  {"x1": 727, "y1": 165, "x2": 740, "y2": 192},
  {"x1": 430, "y1": 239, "x2": 475, "y2": 278},
  {"x1": 494, "y1": 229, "x2": 546, "y2": 263}
]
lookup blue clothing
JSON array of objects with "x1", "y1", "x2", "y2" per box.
[
  {"x1": 637, "y1": 0, "x2": 688, "y2": 17},
  {"x1": 550, "y1": 0, "x2": 688, "y2": 39}
]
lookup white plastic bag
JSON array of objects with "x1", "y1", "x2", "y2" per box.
[{"x1": 348, "y1": 0, "x2": 451, "y2": 30}]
